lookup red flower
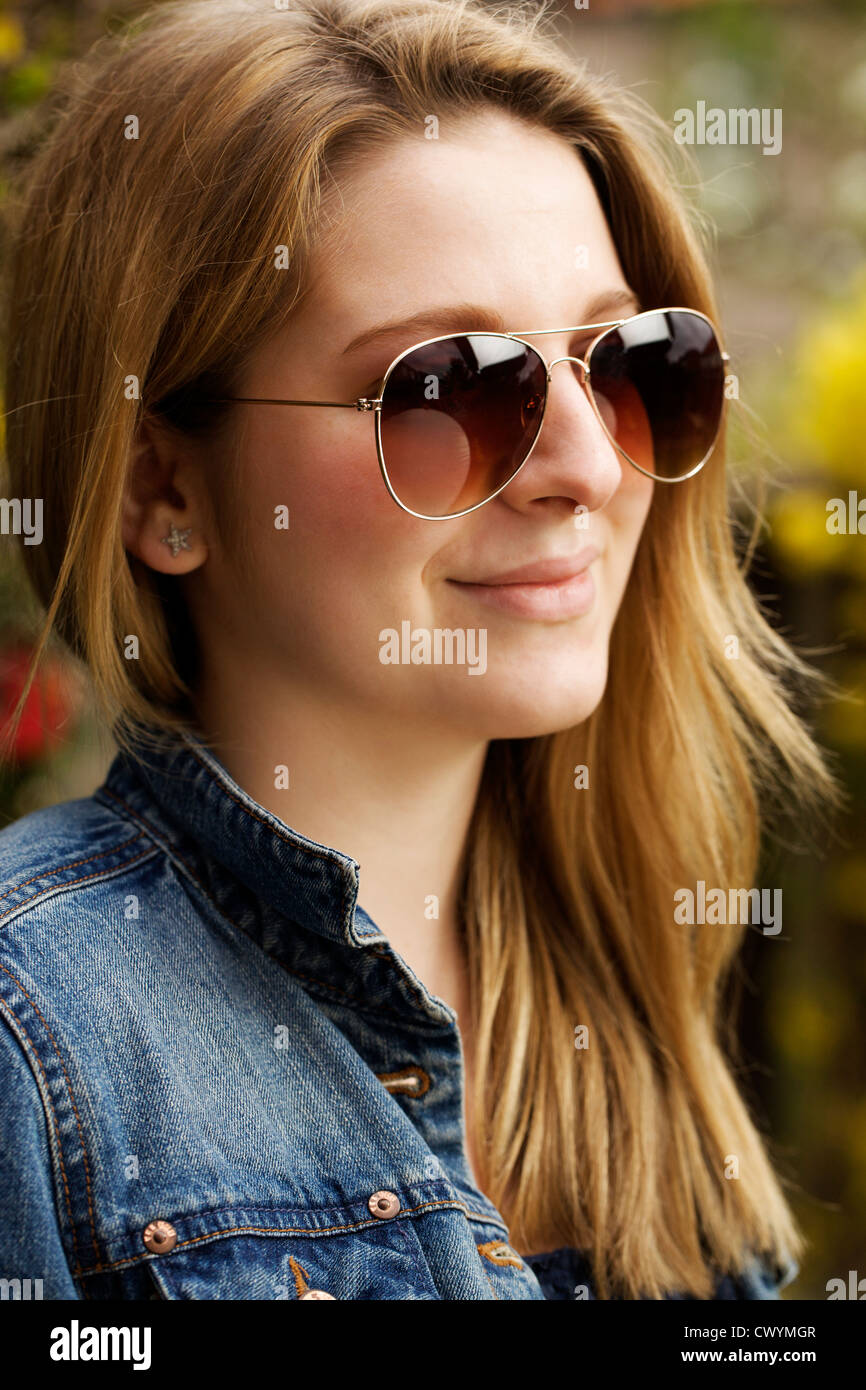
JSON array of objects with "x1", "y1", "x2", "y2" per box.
[{"x1": 0, "y1": 646, "x2": 79, "y2": 766}]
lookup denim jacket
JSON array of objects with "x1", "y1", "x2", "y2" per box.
[{"x1": 0, "y1": 724, "x2": 798, "y2": 1301}]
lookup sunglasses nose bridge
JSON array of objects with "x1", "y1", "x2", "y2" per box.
[{"x1": 545, "y1": 354, "x2": 590, "y2": 387}]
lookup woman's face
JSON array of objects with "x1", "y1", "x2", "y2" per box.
[{"x1": 183, "y1": 110, "x2": 654, "y2": 741}]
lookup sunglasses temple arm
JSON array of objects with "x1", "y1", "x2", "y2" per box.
[{"x1": 207, "y1": 397, "x2": 368, "y2": 408}]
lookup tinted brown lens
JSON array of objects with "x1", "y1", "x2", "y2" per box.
[
  {"x1": 588, "y1": 310, "x2": 725, "y2": 479},
  {"x1": 378, "y1": 335, "x2": 547, "y2": 516}
]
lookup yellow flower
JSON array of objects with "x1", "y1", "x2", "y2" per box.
[
  {"x1": 767, "y1": 489, "x2": 844, "y2": 574},
  {"x1": 784, "y1": 269, "x2": 866, "y2": 484},
  {"x1": 0, "y1": 16, "x2": 24, "y2": 64}
]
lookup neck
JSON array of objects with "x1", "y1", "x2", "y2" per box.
[{"x1": 191, "y1": 662, "x2": 489, "y2": 1012}]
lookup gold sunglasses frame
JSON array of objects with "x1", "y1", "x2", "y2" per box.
[{"x1": 208, "y1": 306, "x2": 729, "y2": 521}]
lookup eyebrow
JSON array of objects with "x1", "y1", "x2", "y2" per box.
[{"x1": 340, "y1": 287, "x2": 641, "y2": 355}]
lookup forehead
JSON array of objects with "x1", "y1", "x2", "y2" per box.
[{"x1": 303, "y1": 111, "x2": 627, "y2": 329}]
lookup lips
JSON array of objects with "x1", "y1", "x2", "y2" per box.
[
  {"x1": 451, "y1": 547, "x2": 600, "y2": 587},
  {"x1": 446, "y1": 547, "x2": 600, "y2": 621}
]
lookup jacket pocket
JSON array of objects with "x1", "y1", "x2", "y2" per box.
[{"x1": 143, "y1": 1220, "x2": 442, "y2": 1301}]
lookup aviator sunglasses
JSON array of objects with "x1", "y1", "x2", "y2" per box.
[{"x1": 208, "y1": 306, "x2": 729, "y2": 521}]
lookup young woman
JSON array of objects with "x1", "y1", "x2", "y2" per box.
[{"x1": 0, "y1": 0, "x2": 836, "y2": 1301}]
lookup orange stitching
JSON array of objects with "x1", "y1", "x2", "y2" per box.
[
  {"x1": 477, "y1": 1240, "x2": 523, "y2": 1269},
  {"x1": 375, "y1": 1066, "x2": 431, "y2": 1097},
  {"x1": 0, "y1": 834, "x2": 145, "y2": 912},
  {"x1": 79, "y1": 1196, "x2": 478, "y2": 1276},
  {"x1": 102, "y1": 753, "x2": 361, "y2": 936},
  {"x1": 288, "y1": 1255, "x2": 310, "y2": 1297},
  {"x1": 0, "y1": 847, "x2": 153, "y2": 924},
  {"x1": 0, "y1": 999, "x2": 85, "y2": 1279},
  {"x1": 5, "y1": 781, "x2": 500, "y2": 1281},
  {"x1": 0, "y1": 977, "x2": 101, "y2": 1270},
  {"x1": 97, "y1": 787, "x2": 429, "y2": 1022},
  {"x1": 101, "y1": 793, "x2": 375, "y2": 1007},
  {"x1": 0, "y1": 834, "x2": 164, "y2": 1274}
]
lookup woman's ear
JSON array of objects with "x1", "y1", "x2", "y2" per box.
[{"x1": 122, "y1": 418, "x2": 209, "y2": 575}]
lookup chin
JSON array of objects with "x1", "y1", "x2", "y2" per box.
[{"x1": 456, "y1": 662, "x2": 611, "y2": 741}]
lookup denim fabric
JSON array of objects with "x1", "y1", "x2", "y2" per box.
[
  {"x1": 522, "y1": 1247, "x2": 799, "y2": 1302},
  {"x1": 0, "y1": 724, "x2": 798, "y2": 1301}
]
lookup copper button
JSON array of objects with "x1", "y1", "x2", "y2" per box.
[
  {"x1": 142, "y1": 1219, "x2": 177, "y2": 1254},
  {"x1": 300, "y1": 1289, "x2": 336, "y2": 1300},
  {"x1": 368, "y1": 1190, "x2": 401, "y2": 1219}
]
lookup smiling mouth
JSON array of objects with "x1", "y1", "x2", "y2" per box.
[
  {"x1": 451, "y1": 548, "x2": 600, "y2": 588},
  {"x1": 447, "y1": 550, "x2": 600, "y2": 621}
]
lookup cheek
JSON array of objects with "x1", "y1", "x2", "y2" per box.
[
  {"x1": 253, "y1": 413, "x2": 381, "y2": 511},
  {"x1": 608, "y1": 468, "x2": 654, "y2": 542},
  {"x1": 230, "y1": 415, "x2": 435, "y2": 613},
  {"x1": 598, "y1": 470, "x2": 653, "y2": 604}
]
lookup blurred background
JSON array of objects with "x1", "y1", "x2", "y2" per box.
[{"x1": 0, "y1": 0, "x2": 864, "y2": 1297}]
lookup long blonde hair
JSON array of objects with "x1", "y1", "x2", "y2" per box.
[{"x1": 1, "y1": 0, "x2": 838, "y2": 1296}]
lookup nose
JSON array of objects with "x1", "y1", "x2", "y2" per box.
[{"x1": 502, "y1": 352, "x2": 623, "y2": 515}]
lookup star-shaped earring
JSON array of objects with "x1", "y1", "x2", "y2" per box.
[{"x1": 160, "y1": 521, "x2": 193, "y2": 558}]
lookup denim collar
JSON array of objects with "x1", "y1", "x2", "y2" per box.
[{"x1": 99, "y1": 722, "x2": 386, "y2": 952}]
